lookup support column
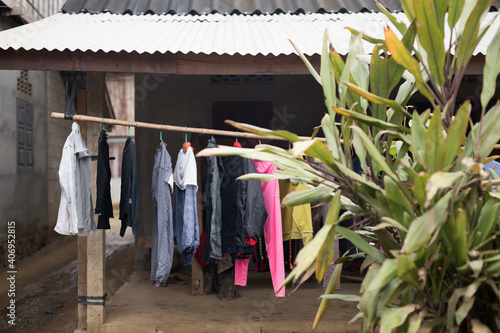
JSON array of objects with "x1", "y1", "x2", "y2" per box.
[
  {"x1": 86, "y1": 72, "x2": 106, "y2": 332},
  {"x1": 77, "y1": 89, "x2": 88, "y2": 331}
]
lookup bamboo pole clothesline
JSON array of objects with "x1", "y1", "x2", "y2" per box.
[
  {"x1": 51, "y1": 112, "x2": 500, "y2": 186},
  {"x1": 50, "y1": 112, "x2": 327, "y2": 142}
]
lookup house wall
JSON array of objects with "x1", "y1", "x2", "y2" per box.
[
  {"x1": 134, "y1": 74, "x2": 326, "y2": 268},
  {"x1": 0, "y1": 69, "x2": 51, "y2": 264}
]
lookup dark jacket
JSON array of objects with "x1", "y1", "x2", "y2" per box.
[
  {"x1": 221, "y1": 156, "x2": 267, "y2": 254},
  {"x1": 203, "y1": 138, "x2": 225, "y2": 262},
  {"x1": 95, "y1": 129, "x2": 113, "y2": 229},
  {"x1": 119, "y1": 137, "x2": 140, "y2": 237}
]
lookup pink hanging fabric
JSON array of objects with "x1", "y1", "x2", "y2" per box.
[{"x1": 234, "y1": 161, "x2": 285, "y2": 297}]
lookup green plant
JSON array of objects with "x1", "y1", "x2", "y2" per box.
[{"x1": 198, "y1": 0, "x2": 500, "y2": 331}]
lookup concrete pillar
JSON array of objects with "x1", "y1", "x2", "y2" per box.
[{"x1": 86, "y1": 72, "x2": 106, "y2": 332}]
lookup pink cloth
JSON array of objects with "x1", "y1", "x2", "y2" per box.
[{"x1": 234, "y1": 161, "x2": 286, "y2": 297}]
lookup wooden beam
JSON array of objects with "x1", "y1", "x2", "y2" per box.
[{"x1": 0, "y1": 48, "x2": 320, "y2": 74}]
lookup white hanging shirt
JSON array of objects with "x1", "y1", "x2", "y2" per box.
[
  {"x1": 173, "y1": 147, "x2": 198, "y2": 190},
  {"x1": 55, "y1": 122, "x2": 96, "y2": 236}
]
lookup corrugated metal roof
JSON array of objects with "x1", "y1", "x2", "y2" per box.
[
  {"x1": 0, "y1": 11, "x2": 498, "y2": 56},
  {"x1": 61, "y1": 0, "x2": 404, "y2": 15}
]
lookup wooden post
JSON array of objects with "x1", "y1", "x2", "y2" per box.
[
  {"x1": 86, "y1": 72, "x2": 106, "y2": 332},
  {"x1": 77, "y1": 89, "x2": 88, "y2": 331}
]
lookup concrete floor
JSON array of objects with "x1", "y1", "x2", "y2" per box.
[{"x1": 101, "y1": 269, "x2": 362, "y2": 333}]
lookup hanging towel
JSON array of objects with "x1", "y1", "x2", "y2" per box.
[
  {"x1": 202, "y1": 138, "x2": 224, "y2": 262},
  {"x1": 173, "y1": 147, "x2": 200, "y2": 267},
  {"x1": 119, "y1": 137, "x2": 140, "y2": 237},
  {"x1": 95, "y1": 129, "x2": 113, "y2": 229},
  {"x1": 55, "y1": 122, "x2": 96, "y2": 236},
  {"x1": 221, "y1": 156, "x2": 267, "y2": 255},
  {"x1": 151, "y1": 142, "x2": 174, "y2": 285},
  {"x1": 235, "y1": 161, "x2": 285, "y2": 297},
  {"x1": 279, "y1": 180, "x2": 313, "y2": 245}
]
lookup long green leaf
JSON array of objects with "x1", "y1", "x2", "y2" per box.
[
  {"x1": 397, "y1": 255, "x2": 420, "y2": 289},
  {"x1": 351, "y1": 126, "x2": 400, "y2": 181},
  {"x1": 414, "y1": 0, "x2": 446, "y2": 85},
  {"x1": 289, "y1": 39, "x2": 321, "y2": 84},
  {"x1": 384, "y1": 176, "x2": 414, "y2": 224},
  {"x1": 453, "y1": 209, "x2": 468, "y2": 267},
  {"x1": 402, "y1": 192, "x2": 452, "y2": 253},
  {"x1": 425, "y1": 109, "x2": 445, "y2": 173},
  {"x1": 342, "y1": 81, "x2": 412, "y2": 118},
  {"x1": 384, "y1": 27, "x2": 435, "y2": 103},
  {"x1": 456, "y1": 0, "x2": 494, "y2": 70},
  {"x1": 321, "y1": 114, "x2": 345, "y2": 164},
  {"x1": 425, "y1": 171, "x2": 464, "y2": 203},
  {"x1": 337, "y1": 226, "x2": 386, "y2": 263},
  {"x1": 345, "y1": 27, "x2": 386, "y2": 45},
  {"x1": 321, "y1": 30, "x2": 337, "y2": 113},
  {"x1": 315, "y1": 191, "x2": 341, "y2": 281},
  {"x1": 370, "y1": 44, "x2": 391, "y2": 123},
  {"x1": 312, "y1": 263, "x2": 343, "y2": 330},
  {"x1": 225, "y1": 120, "x2": 301, "y2": 142},
  {"x1": 332, "y1": 106, "x2": 411, "y2": 133},
  {"x1": 449, "y1": 0, "x2": 465, "y2": 29},
  {"x1": 481, "y1": 25, "x2": 500, "y2": 110},
  {"x1": 473, "y1": 199, "x2": 500, "y2": 248},
  {"x1": 444, "y1": 101, "x2": 471, "y2": 167},
  {"x1": 377, "y1": 1, "x2": 408, "y2": 35},
  {"x1": 380, "y1": 304, "x2": 418, "y2": 333},
  {"x1": 367, "y1": 259, "x2": 398, "y2": 292},
  {"x1": 282, "y1": 185, "x2": 333, "y2": 207},
  {"x1": 388, "y1": 22, "x2": 417, "y2": 92}
]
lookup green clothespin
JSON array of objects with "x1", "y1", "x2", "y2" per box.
[
  {"x1": 236, "y1": 131, "x2": 238, "y2": 142},
  {"x1": 128, "y1": 121, "x2": 131, "y2": 136},
  {"x1": 185, "y1": 126, "x2": 188, "y2": 143},
  {"x1": 160, "y1": 124, "x2": 163, "y2": 142},
  {"x1": 102, "y1": 118, "x2": 105, "y2": 130}
]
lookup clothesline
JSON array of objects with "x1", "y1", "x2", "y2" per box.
[{"x1": 50, "y1": 112, "x2": 327, "y2": 142}]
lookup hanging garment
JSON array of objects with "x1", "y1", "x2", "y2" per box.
[
  {"x1": 173, "y1": 147, "x2": 200, "y2": 267},
  {"x1": 220, "y1": 156, "x2": 267, "y2": 255},
  {"x1": 235, "y1": 161, "x2": 286, "y2": 297},
  {"x1": 279, "y1": 180, "x2": 313, "y2": 245},
  {"x1": 95, "y1": 129, "x2": 113, "y2": 229},
  {"x1": 151, "y1": 142, "x2": 174, "y2": 285},
  {"x1": 55, "y1": 122, "x2": 96, "y2": 236},
  {"x1": 119, "y1": 137, "x2": 140, "y2": 237},
  {"x1": 202, "y1": 138, "x2": 224, "y2": 262},
  {"x1": 253, "y1": 236, "x2": 269, "y2": 272}
]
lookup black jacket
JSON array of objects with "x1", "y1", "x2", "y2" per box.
[
  {"x1": 95, "y1": 129, "x2": 113, "y2": 229},
  {"x1": 119, "y1": 137, "x2": 140, "y2": 237},
  {"x1": 221, "y1": 156, "x2": 267, "y2": 254},
  {"x1": 203, "y1": 138, "x2": 225, "y2": 262}
]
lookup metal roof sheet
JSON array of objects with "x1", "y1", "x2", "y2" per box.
[
  {"x1": 0, "y1": 11, "x2": 497, "y2": 57},
  {"x1": 61, "y1": 0, "x2": 404, "y2": 15}
]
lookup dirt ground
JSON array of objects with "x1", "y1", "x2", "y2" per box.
[
  {"x1": 1, "y1": 220, "x2": 362, "y2": 333},
  {"x1": 1, "y1": 220, "x2": 135, "y2": 333}
]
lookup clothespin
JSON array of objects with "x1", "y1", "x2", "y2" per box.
[
  {"x1": 128, "y1": 121, "x2": 131, "y2": 137},
  {"x1": 102, "y1": 118, "x2": 105, "y2": 130},
  {"x1": 236, "y1": 131, "x2": 239, "y2": 142},
  {"x1": 160, "y1": 124, "x2": 163, "y2": 143}
]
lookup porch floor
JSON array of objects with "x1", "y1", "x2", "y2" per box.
[{"x1": 101, "y1": 269, "x2": 362, "y2": 333}]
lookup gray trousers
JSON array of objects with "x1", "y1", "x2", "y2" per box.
[{"x1": 151, "y1": 144, "x2": 174, "y2": 284}]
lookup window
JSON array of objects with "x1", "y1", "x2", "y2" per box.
[{"x1": 17, "y1": 99, "x2": 34, "y2": 173}]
